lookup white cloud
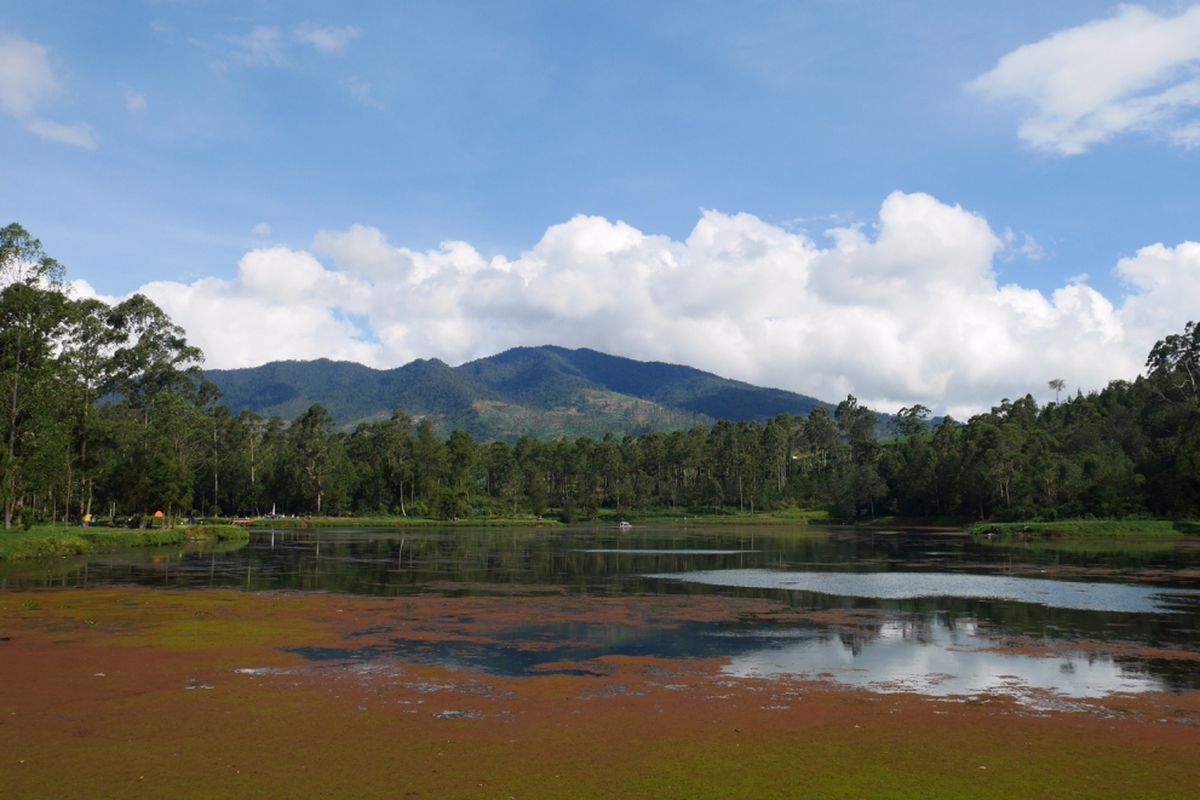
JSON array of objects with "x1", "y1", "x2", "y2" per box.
[
  {"x1": 141, "y1": 248, "x2": 377, "y2": 369},
  {"x1": 969, "y1": 5, "x2": 1200, "y2": 154},
  {"x1": 343, "y1": 76, "x2": 381, "y2": 108},
  {"x1": 132, "y1": 192, "x2": 1198, "y2": 416},
  {"x1": 251, "y1": 222, "x2": 272, "y2": 237},
  {"x1": 229, "y1": 26, "x2": 287, "y2": 68},
  {"x1": 0, "y1": 33, "x2": 58, "y2": 116},
  {"x1": 1114, "y1": 240, "x2": 1200, "y2": 361},
  {"x1": 293, "y1": 24, "x2": 361, "y2": 56},
  {"x1": 24, "y1": 117, "x2": 97, "y2": 148},
  {"x1": 1002, "y1": 228, "x2": 1045, "y2": 262},
  {"x1": 125, "y1": 88, "x2": 146, "y2": 112},
  {"x1": 219, "y1": 23, "x2": 360, "y2": 71},
  {"x1": 0, "y1": 32, "x2": 96, "y2": 149}
]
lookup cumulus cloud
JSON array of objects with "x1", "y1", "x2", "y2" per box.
[
  {"x1": 142, "y1": 248, "x2": 378, "y2": 368},
  {"x1": 293, "y1": 24, "x2": 361, "y2": 55},
  {"x1": 1115, "y1": 240, "x2": 1200, "y2": 355},
  {"x1": 135, "y1": 192, "x2": 1197, "y2": 416},
  {"x1": 0, "y1": 32, "x2": 96, "y2": 148},
  {"x1": 969, "y1": 4, "x2": 1200, "y2": 155}
]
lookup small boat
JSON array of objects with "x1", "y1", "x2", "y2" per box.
[{"x1": 618, "y1": 521, "x2": 633, "y2": 530}]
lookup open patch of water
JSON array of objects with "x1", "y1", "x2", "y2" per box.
[
  {"x1": 280, "y1": 614, "x2": 1195, "y2": 699},
  {"x1": 645, "y1": 569, "x2": 1200, "y2": 614},
  {"x1": 721, "y1": 618, "x2": 1162, "y2": 698},
  {"x1": 576, "y1": 548, "x2": 749, "y2": 555}
]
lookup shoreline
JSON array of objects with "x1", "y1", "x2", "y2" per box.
[
  {"x1": 5, "y1": 513, "x2": 1199, "y2": 562},
  {"x1": 0, "y1": 525, "x2": 248, "y2": 562}
]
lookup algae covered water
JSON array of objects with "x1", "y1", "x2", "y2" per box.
[{"x1": 4, "y1": 524, "x2": 1200, "y2": 699}]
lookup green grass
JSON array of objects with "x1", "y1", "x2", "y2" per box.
[
  {"x1": 246, "y1": 508, "x2": 830, "y2": 529},
  {"x1": 0, "y1": 522, "x2": 257, "y2": 561},
  {"x1": 0, "y1": 526, "x2": 186, "y2": 561},
  {"x1": 182, "y1": 524, "x2": 250, "y2": 541},
  {"x1": 969, "y1": 519, "x2": 1196, "y2": 538},
  {"x1": 859, "y1": 515, "x2": 975, "y2": 529},
  {"x1": 593, "y1": 506, "x2": 829, "y2": 526},
  {"x1": 249, "y1": 514, "x2": 563, "y2": 529}
]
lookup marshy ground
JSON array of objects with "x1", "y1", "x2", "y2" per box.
[{"x1": 2, "y1": 586, "x2": 1198, "y2": 799}]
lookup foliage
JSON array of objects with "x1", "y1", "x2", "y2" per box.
[
  {"x1": 0, "y1": 223, "x2": 206, "y2": 530},
  {"x1": 204, "y1": 344, "x2": 834, "y2": 441},
  {"x1": 1, "y1": 222, "x2": 1197, "y2": 532}
]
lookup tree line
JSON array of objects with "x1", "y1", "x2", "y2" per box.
[{"x1": 2, "y1": 222, "x2": 1198, "y2": 528}]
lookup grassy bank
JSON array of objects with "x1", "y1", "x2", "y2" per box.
[
  {"x1": 248, "y1": 514, "x2": 563, "y2": 529},
  {"x1": 182, "y1": 524, "x2": 250, "y2": 542},
  {"x1": 857, "y1": 515, "x2": 975, "y2": 530},
  {"x1": 594, "y1": 507, "x2": 830, "y2": 526},
  {"x1": 248, "y1": 508, "x2": 829, "y2": 529},
  {"x1": 0, "y1": 526, "x2": 185, "y2": 561},
  {"x1": 969, "y1": 519, "x2": 1199, "y2": 538},
  {"x1": 0, "y1": 523, "x2": 250, "y2": 561}
]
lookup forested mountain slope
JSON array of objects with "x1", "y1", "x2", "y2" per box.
[{"x1": 206, "y1": 346, "x2": 832, "y2": 440}]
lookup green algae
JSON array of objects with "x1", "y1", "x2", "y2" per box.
[
  {"x1": 970, "y1": 519, "x2": 1194, "y2": 539},
  {"x1": 2, "y1": 587, "x2": 1197, "y2": 800}
]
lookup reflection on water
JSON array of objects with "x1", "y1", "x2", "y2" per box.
[
  {"x1": 721, "y1": 618, "x2": 1161, "y2": 698},
  {"x1": 647, "y1": 569, "x2": 1200, "y2": 614},
  {"x1": 3, "y1": 525, "x2": 1200, "y2": 700},
  {"x1": 283, "y1": 614, "x2": 1177, "y2": 698},
  {"x1": 578, "y1": 548, "x2": 748, "y2": 555}
]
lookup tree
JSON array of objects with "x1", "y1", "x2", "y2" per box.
[
  {"x1": 1146, "y1": 320, "x2": 1200, "y2": 403},
  {"x1": 835, "y1": 395, "x2": 877, "y2": 459},
  {"x1": 0, "y1": 224, "x2": 69, "y2": 528},
  {"x1": 1048, "y1": 378, "x2": 1065, "y2": 405},
  {"x1": 292, "y1": 404, "x2": 335, "y2": 514},
  {"x1": 378, "y1": 412, "x2": 414, "y2": 515},
  {"x1": 0, "y1": 223, "x2": 64, "y2": 286},
  {"x1": 891, "y1": 404, "x2": 930, "y2": 439},
  {"x1": 105, "y1": 294, "x2": 203, "y2": 426}
]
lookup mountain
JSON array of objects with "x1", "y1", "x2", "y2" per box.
[{"x1": 205, "y1": 346, "x2": 833, "y2": 441}]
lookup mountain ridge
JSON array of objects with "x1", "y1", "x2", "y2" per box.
[{"x1": 205, "y1": 346, "x2": 833, "y2": 441}]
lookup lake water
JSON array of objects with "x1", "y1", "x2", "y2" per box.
[{"x1": 5, "y1": 524, "x2": 1200, "y2": 700}]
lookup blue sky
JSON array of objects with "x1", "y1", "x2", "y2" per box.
[{"x1": 3, "y1": 2, "x2": 1199, "y2": 413}]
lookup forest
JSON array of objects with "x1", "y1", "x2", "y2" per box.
[{"x1": 2, "y1": 222, "x2": 1199, "y2": 528}]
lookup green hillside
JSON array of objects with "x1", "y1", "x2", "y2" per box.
[{"x1": 206, "y1": 346, "x2": 832, "y2": 440}]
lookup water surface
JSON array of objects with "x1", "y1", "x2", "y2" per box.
[{"x1": 4, "y1": 524, "x2": 1199, "y2": 699}]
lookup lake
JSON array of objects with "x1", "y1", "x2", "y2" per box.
[{"x1": 4, "y1": 524, "x2": 1199, "y2": 701}]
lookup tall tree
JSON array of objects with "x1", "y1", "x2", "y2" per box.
[
  {"x1": 292, "y1": 404, "x2": 336, "y2": 514},
  {"x1": 0, "y1": 224, "x2": 68, "y2": 528},
  {"x1": 1048, "y1": 378, "x2": 1065, "y2": 405}
]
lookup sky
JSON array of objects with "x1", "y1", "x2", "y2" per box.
[{"x1": 2, "y1": 1, "x2": 1199, "y2": 417}]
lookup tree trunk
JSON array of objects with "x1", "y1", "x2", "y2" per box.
[{"x1": 5, "y1": 330, "x2": 21, "y2": 530}]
